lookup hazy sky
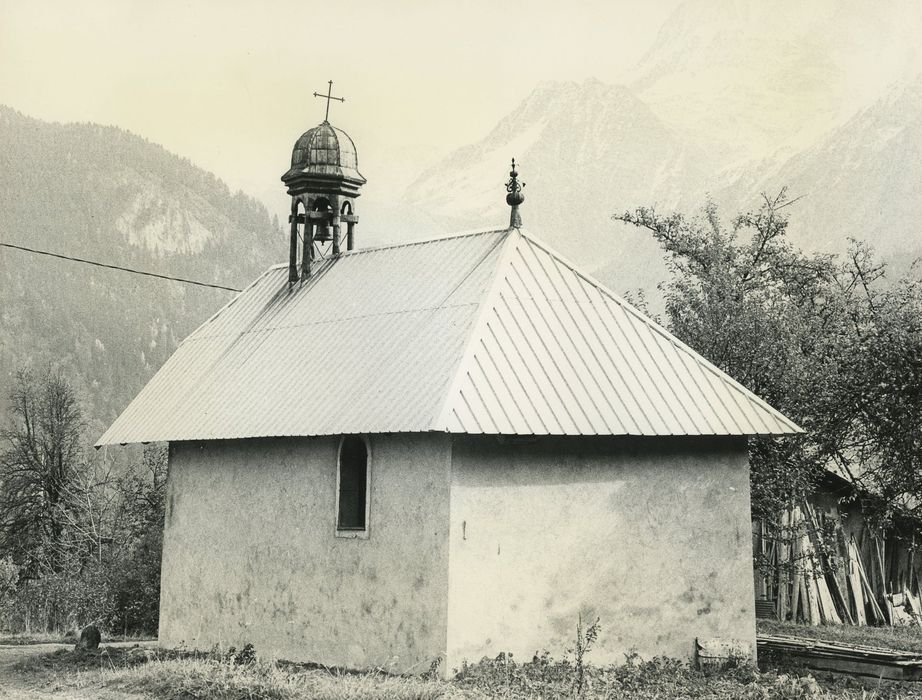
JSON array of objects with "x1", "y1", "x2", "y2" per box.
[{"x1": 0, "y1": 0, "x2": 681, "y2": 204}]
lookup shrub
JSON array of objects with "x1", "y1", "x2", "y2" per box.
[{"x1": 0, "y1": 555, "x2": 19, "y2": 625}]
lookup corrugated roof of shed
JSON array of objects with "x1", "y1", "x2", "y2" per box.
[{"x1": 97, "y1": 227, "x2": 802, "y2": 445}]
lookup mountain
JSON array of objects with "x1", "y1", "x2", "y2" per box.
[
  {"x1": 0, "y1": 106, "x2": 284, "y2": 437},
  {"x1": 402, "y1": 79, "x2": 719, "y2": 297},
  {"x1": 630, "y1": 0, "x2": 922, "y2": 168},
  {"x1": 725, "y1": 73, "x2": 922, "y2": 269},
  {"x1": 403, "y1": 29, "x2": 922, "y2": 301}
]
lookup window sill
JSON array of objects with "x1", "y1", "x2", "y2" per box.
[{"x1": 335, "y1": 529, "x2": 369, "y2": 540}]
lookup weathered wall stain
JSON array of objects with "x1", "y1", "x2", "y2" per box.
[
  {"x1": 160, "y1": 434, "x2": 452, "y2": 671},
  {"x1": 445, "y1": 435, "x2": 755, "y2": 669}
]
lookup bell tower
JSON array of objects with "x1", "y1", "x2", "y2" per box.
[{"x1": 281, "y1": 81, "x2": 366, "y2": 283}]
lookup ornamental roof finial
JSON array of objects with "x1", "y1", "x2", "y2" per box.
[
  {"x1": 313, "y1": 80, "x2": 345, "y2": 123},
  {"x1": 505, "y1": 158, "x2": 525, "y2": 229}
]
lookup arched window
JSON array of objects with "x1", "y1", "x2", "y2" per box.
[
  {"x1": 312, "y1": 196, "x2": 332, "y2": 213},
  {"x1": 337, "y1": 436, "x2": 369, "y2": 533}
]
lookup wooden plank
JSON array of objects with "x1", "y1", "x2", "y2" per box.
[
  {"x1": 777, "y1": 507, "x2": 791, "y2": 621},
  {"x1": 827, "y1": 571, "x2": 853, "y2": 625},
  {"x1": 876, "y1": 536, "x2": 888, "y2": 598},
  {"x1": 800, "y1": 501, "x2": 841, "y2": 624},
  {"x1": 804, "y1": 576, "x2": 820, "y2": 625},
  {"x1": 866, "y1": 533, "x2": 879, "y2": 595},
  {"x1": 795, "y1": 509, "x2": 818, "y2": 624},
  {"x1": 834, "y1": 525, "x2": 852, "y2": 615},
  {"x1": 791, "y1": 654, "x2": 917, "y2": 681},
  {"x1": 848, "y1": 573, "x2": 866, "y2": 625},
  {"x1": 815, "y1": 571, "x2": 842, "y2": 624},
  {"x1": 852, "y1": 536, "x2": 886, "y2": 623},
  {"x1": 847, "y1": 539, "x2": 866, "y2": 625},
  {"x1": 761, "y1": 633, "x2": 922, "y2": 656},
  {"x1": 767, "y1": 539, "x2": 777, "y2": 601},
  {"x1": 799, "y1": 536, "x2": 825, "y2": 623},
  {"x1": 790, "y1": 567, "x2": 802, "y2": 623},
  {"x1": 758, "y1": 634, "x2": 922, "y2": 682}
]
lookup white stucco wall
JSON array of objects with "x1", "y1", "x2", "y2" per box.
[
  {"x1": 161, "y1": 434, "x2": 451, "y2": 671},
  {"x1": 445, "y1": 435, "x2": 755, "y2": 671}
]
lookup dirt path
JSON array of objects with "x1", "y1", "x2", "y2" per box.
[
  {"x1": 0, "y1": 642, "x2": 155, "y2": 699},
  {"x1": 0, "y1": 644, "x2": 68, "y2": 699}
]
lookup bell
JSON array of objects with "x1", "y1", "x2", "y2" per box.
[{"x1": 314, "y1": 221, "x2": 332, "y2": 243}]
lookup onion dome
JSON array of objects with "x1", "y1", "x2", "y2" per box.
[{"x1": 282, "y1": 121, "x2": 366, "y2": 187}]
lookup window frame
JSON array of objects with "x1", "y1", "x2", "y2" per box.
[{"x1": 334, "y1": 435, "x2": 371, "y2": 539}]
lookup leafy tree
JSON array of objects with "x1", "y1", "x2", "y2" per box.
[
  {"x1": 615, "y1": 190, "x2": 922, "y2": 521},
  {"x1": 832, "y1": 272, "x2": 922, "y2": 519}
]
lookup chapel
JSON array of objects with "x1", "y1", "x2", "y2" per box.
[{"x1": 99, "y1": 94, "x2": 801, "y2": 672}]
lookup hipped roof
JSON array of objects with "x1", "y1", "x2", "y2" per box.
[{"x1": 97, "y1": 228, "x2": 802, "y2": 446}]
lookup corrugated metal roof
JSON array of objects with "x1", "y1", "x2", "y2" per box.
[
  {"x1": 97, "y1": 227, "x2": 801, "y2": 445},
  {"x1": 438, "y1": 231, "x2": 801, "y2": 436}
]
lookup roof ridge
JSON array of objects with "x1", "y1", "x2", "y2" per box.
[
  {"x1": 344, "y1": 227, "x2": 509, "y2": 254},
  {"x1": 516, "y1": 229, "x2": 803, "y2": 434},
  {"x1": 430, "y1": 229, "x2": 518, "y2": 431},
  {"x1": 262, "y1": 228, "x2": 510, "y2": 270}
]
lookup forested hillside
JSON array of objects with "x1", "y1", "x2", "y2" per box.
[{"x1": 0, "y1": 106, "x2": 284, "y2": 438}]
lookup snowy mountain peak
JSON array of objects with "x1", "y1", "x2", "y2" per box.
[
  {"x1": 401, "y1": 78, "x2": 715, "y2": 297},
  {"x1": 629, "y1": 0, "x2": 922, "y2": 166}
]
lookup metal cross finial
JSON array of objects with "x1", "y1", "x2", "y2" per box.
[{"x1": 313, "y1": 80, "x2": 345, "y2": 122}]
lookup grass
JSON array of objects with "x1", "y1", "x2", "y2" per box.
[
  {"x1": 0, "y1": 631, "x2": 71, "y2": 646},
  {"x1": 8, "y1": 643, "x2": 922, "y2": 699},
  {"x1": 9, "y1": 646, "x2": 463, "y2": 699},
  {"x1": 0, "y1": 630, "x2": 155, "y2": 646},
  {"x1": 758, "y1": 619, "x2": 922, "y2": 654},
  {"x1": 105, "y1": 659, "x2": 462, "y2": 700}
]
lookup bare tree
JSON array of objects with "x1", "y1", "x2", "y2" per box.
[{"x1": 0, "y1": 367, "x2": 84, "y2": 569}]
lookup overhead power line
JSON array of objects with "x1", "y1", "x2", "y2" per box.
[{"x1": 1, "y1": 242, "x2": 242, "y2": 292}]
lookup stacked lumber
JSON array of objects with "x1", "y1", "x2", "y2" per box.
[
  {"x1": 757, "y1": 499, "x2": 922, "y2": 627},
  {"x1": 774, "y1": 504, "x2": 844, "y2": 624},
  {"x1": 847, "y1": 536, "x2": 886, "y2": 624},
  {"x1": 758, "y1": 634, "x2": 922, "y2": 681}
]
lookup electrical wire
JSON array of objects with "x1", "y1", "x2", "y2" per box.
[{"x1": 1, "y1": 242, "x2": 242, "y2": 292}]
